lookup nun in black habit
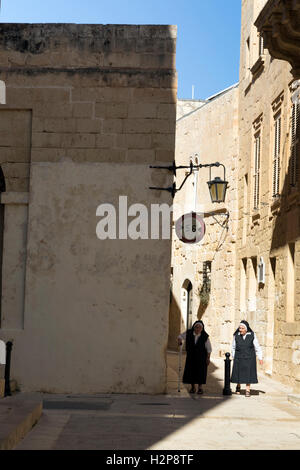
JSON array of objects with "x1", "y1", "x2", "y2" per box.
[
  {"x1": 178, "y1": 320, "x2": 212, "y2": 394},
  {"x1": 231, "y1": 320, "x2": 263, "y2": 397}
]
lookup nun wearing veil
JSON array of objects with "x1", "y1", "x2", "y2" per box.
[
  {"x1": 177, "y1": 320, "x2": 212, "y2": 394},
  {"x1": 231, "y1": 320, "x2": 263, "y2": 397}
]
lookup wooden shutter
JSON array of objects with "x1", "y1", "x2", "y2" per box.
[
  {"x1": 290, "y1": 103, "x2": 299, "y2": 187},
  {"x1": 254, "y1": 135, "x2": 260, "y2": 209},
  {"x1": 273, "y1": 115, "x2": 281, "y2": 197},
  {"x1": 259, "y1": 34, "x2": 264, "y2": 56}
]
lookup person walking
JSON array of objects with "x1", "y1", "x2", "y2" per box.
[
  {"x1": 231, "y1": 320, "x2": 263, "y2": 397},
  {"x1": 177, "y1": 320, "x2": 212, "y2": 394}
]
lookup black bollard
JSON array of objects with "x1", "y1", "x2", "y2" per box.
[
  {"x1": 4, "y1": 341, "x2": 13, "y2": 397},
  {"x1": 223, "y1": 352, "x2": 232, "y2": 396}
]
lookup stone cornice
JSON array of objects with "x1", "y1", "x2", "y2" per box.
[{"x1": 255, "y1": 0, "x2": 300, "y2": 78}]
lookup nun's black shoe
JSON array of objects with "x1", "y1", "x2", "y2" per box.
[
  {"x1": 197, "y1": 388, "x2": 203, "y2": 394},
  {"x1": 189, "y1": 387, "x2": 196, "y2": 393},
  {"x1": 235, "y1": 385, "x2": 241, "y2": 394}
]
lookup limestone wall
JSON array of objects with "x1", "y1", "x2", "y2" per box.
[
  {"x1": 169, "y1": 85, "x2": 239, "y2": 356},
  {"x1": 0, "y1": 23, "x2": 177, "y2": 393},
  {"x1": 176, "y1": 99, "x2": 206, "y2": 120},
  {"x1": 237, "y1": 0, "x2": 300, "y2": 392}
]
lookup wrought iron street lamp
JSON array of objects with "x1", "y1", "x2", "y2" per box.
[
  {"x1": 207, "y1": 164, "x2": 228, "y2": 203},
  {"x1": 149, "y1": 160, "x2": 228, "y2": 203}
]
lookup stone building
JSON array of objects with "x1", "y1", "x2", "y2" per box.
[
  {"x1": 176, "y1": 98, "x2": 206, "y2": 120},
  {"x1": 235, "y1": 0, "x2": 300, "y2": 392},
  {"x1": 0, "y1": 23, "x2": 177, "y2": 393},
  {"x1": 169, "y1": 84, "x2": 239, "y2": 355},
  {"x1": 170, "y1": 0, "x2": 300, "y2": 394}
]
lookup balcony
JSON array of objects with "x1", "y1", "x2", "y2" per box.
[{"x1": 255, "y1": 0, "x2": 300, "y2": 79}]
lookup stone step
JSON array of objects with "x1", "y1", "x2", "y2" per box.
[{"x1": 0, "y1": 393, "x2": 43, "y2": 450}]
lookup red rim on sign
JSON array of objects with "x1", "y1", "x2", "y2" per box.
[{"x1": 175, "y1": 212, "x2": 206, "y2": 244}]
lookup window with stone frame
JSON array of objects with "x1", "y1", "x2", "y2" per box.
[
  {"x1": 271, "y1": 93, "x2": 284, "y2": 199},
  {"x1": 289, "y1": 102, "x2": 300, "y2": 189},
  {"x1": 272, "y1": 113, "x2": 281, "y2": 198},
  {"x1": 252, "y1": 114, "x2": 262, "y2": 210},
  {"x1": 246, "y1": 36, "x2": 250, "y2": 63},
  {"x1": 249, "y1": 29, "x2": 266, "y2": 78},
  {"x1": 253, "y1": 133, "x2": 261, "y2": 209}
]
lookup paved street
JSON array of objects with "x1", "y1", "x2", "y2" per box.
[{"x1": 14, "y1": 354, "x2": 300, "y2": 450}]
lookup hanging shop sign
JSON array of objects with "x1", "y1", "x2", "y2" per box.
[{"x1": 175, "y1": 212, "x2": 206, "y2": 244}]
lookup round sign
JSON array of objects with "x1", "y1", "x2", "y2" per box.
[{"x1": 175, "y1": 212, "x2": 206, "y2": 244}]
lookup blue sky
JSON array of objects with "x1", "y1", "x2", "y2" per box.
[{"x1": 0, "y1": 0, "x2": 241, "y2": 99}]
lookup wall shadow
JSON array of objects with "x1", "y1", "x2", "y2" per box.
[
  {"x1": 168, "y1": 288, "x2": 182, "y2": 351},
  {"x1": 168, "y1": 284, "x2": 210, "y2": 351},
  {"x1": 39, "y1": 354, "x2": 238, "y2": 450},
  {"x1": 270, "y1": 130, "x2": 300, "y2": 252},
  {"x1": 37, "y1": 351, "x2": 270, "y2": 450},
  {"x1": 167, "y1": 348, "x2": 224, "y2": 396},
  {"x1": 196, "y1": 294, "x2": 210, "y2": 318}
]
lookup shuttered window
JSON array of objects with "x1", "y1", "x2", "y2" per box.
[
  {"x1": 253, "y1": 134, "x2": 261, "y2": 209},
  {"x1": 259, "y1": 34, "x2": 264, "y2": 56},
  {"x1": 290, "y1": 103, "x2": 299, "y2": 187},
  {"x1": 272, "y1": 115, "x2": 281, "y2": 197}
]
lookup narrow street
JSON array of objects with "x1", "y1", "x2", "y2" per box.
[{"x1": 13, "y1": 354, "x2": 300, "y2": 450}]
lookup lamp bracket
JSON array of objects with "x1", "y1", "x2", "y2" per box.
[
  {"x1": 149, "y1": 160, "x2": 226, "y2": 199},
  {"x1": 148, "y1": 182, "x2": 177, "y2": 198},
  {"x1": 212, "y1": 212, "x2": 230, "y2": 228}
]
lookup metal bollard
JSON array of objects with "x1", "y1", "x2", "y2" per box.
[
  {"x1": 4, "y1": 341, "x2": 13, "y2": 397},
  {"x1": 223, "y1": 352, "x2": 232, "y2": 396}
]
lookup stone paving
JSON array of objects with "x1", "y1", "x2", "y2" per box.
[{"x1": 12, "y1": 353, "x2": 300, "y2": 450}]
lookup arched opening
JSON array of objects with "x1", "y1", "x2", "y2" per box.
[{"x1": 181, "y1": 279, "x2": 193, "y2": 331}]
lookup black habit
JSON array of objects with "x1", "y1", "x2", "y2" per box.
[
  {"x1": 182, "y1": 328, "x2": 209, "y2": 385},
  {"x1": 231, "y1": 331, "x2": 258, "y2": 384}
]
